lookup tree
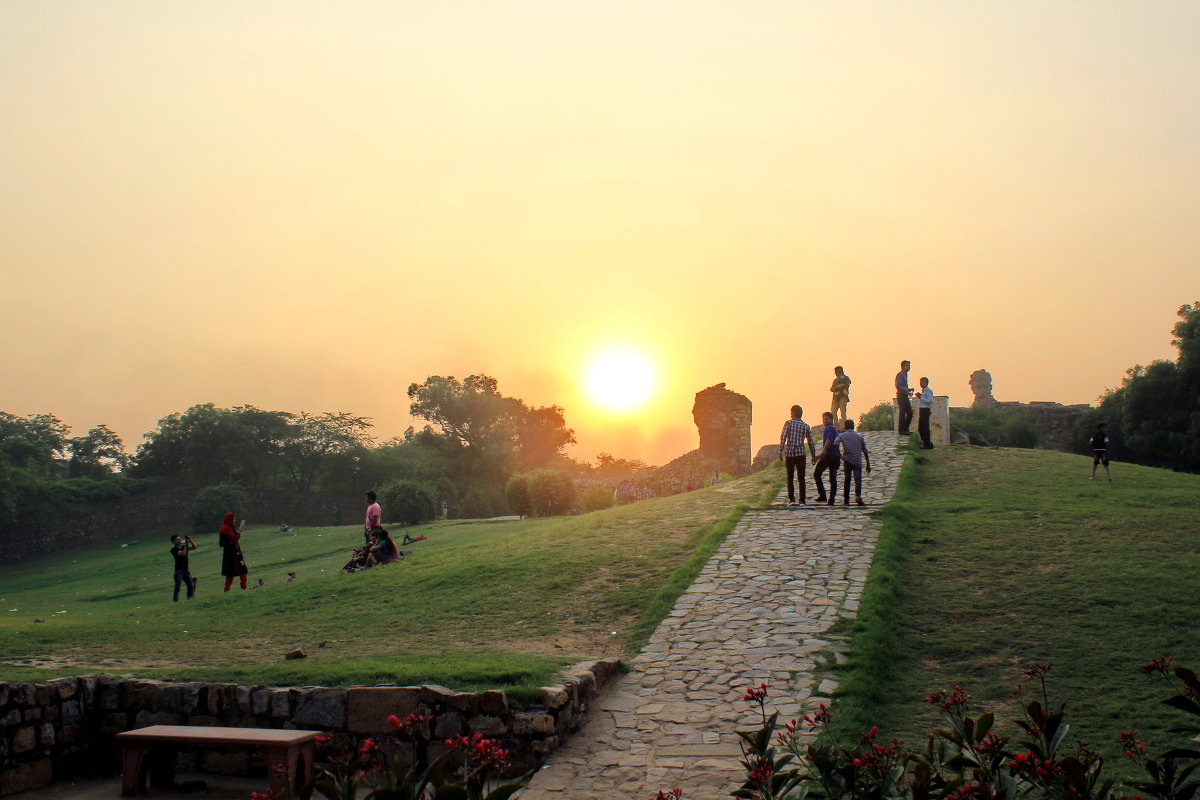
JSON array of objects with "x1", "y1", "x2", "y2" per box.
[
  {"x1": 592, "y1": 452, "x2": 652, "y2": 477},
  {"x1": 133, "y1": 404, "x2": 264, "y2": 485},
  {"x1": 281, "y1": 412, "x2": 373, "y2": 493},
  {"x1": 407, "y1": 374, "x2": 576, "y2": 477},
  {"x1": 67, "y1": 424, "x2": 130, "y2": 478},
  {"x1": 0, "y1": 412, "x2": 71, "y2": 475}
]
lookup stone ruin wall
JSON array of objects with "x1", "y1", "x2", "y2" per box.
[
  {"x1": 954, "y1": 368, "x2": 1089, "y2": 451},
  {"x1": 0, "y1": 659, "x2": 620, "y2": 795},
  {"x1": 579, "y1": 383, "x2": 754, "y2": 497}
]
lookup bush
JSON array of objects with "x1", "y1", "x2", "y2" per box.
[
  {"x1": 379, "y1": 480, "x2": 438, "y2": 526},
  {"x1": 528, "y1": 469, "x2": 578, "y2": 517},
  {"x1": 191, "y1": 485, "x2": 249, "y2": 535},
  {"x1": 454, "y1": 484, "x2": 506, "y2": 519},
  {"x1": 952, "y1": 405, "x2": 1041, "y2": 448},
  {"x1": 504, "y1": 473, "x2": 533, "y2": 518},
  {"x1": 580, "y1": 484, "x2": 615, "y2": 512},
  {"x1": 858, "y1": 401, "x2": 894, "y2": 432}
]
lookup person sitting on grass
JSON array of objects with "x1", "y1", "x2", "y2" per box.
[{"x1": 369, "y1": 528, "x2": 403, "y2": 565}]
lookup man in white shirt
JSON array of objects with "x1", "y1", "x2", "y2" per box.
[{"x1": 917, "y1": 377, "x2": 935, "y2": 450}]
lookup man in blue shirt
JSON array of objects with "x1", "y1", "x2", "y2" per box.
[
  {"x1": 778, "y1": 405, "x2": 816, "y2": 506},
  {"x1": 895, "y1": 360, "x2": 913, "y2": 435},
  {"x1": 814, "y1": 411, "x2": 841, "y2": 505}
]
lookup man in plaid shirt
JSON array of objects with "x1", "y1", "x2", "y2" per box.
[{"x1": 778, "y1": 405, "x2": 816, "y2": 506}]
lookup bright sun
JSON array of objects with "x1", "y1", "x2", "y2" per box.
[{"x1": 584, "y1": 349, "x2": 656, "y2": 412}]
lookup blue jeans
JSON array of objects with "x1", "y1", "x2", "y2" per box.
[
  {"x1": 842, "y1": 462, "x2": 863, "y2": 500},
  {"x1": 173, "y1": 569, "x2": 195, "y2": 601}
]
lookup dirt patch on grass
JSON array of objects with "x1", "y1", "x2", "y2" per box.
[
  {"x1": 499, "y1": 620, "x2": 635, "y2": 660},
  {"x1": 4, "y1": 656, "x2": 188, "y2": 670}
]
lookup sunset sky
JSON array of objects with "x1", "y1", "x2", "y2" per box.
[{"x1": 3, "y1": 2, "x2": 1198, "y2": 465}]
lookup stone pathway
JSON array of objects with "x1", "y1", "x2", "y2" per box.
[{"x1": 521, "y1": 432, "x2": 907, "y2": 800}]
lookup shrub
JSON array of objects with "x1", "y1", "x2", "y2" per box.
[
  {"x1": 858, "y1": 401, "x2": 894, "y2": 432},
  {"x1": 952, "y1": 405, "x2": 1041, "y2": 448},
  {"x1": 504, "y1": 473, "x2": 533, "y2": 518},
  {"x1": 190, "y1": 485, "x2": 248, "y2": 535},
  {"x1": 455, "y1": 484, "x2": 506, "y2": 519},
  {"x1": 528, "y1": 468, "x2": 578, "y2": 517},
  {"x1": 580, "y1": 484, "x2": 615, "y2": 512},
  {"x1": 379, "y1": 480, "x2": 438, "y2": 526}
]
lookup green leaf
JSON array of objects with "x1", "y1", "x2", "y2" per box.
[{"x1": 975, "y1": 712, "x2": 994, "y2": 740}]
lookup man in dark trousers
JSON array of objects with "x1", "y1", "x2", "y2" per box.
[
  {"x1": 170, "y1": 534, "x2": 197, "y2": 601},
  {"x1": 778, "y1": 405, "x2": 816, "y2": 506},
  {"x1": 917, "y1": 376, "x2": 935, "y2": 449},
  {"x1": 895, "y1": 360, "x2": 913, "y2": 435},
  {"x1": 813, "y1": 411, "x2": 841, "y2": 505}
]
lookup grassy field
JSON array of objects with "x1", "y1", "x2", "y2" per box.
[
  {"x1": 0, "y1": 466, "x2": 781, "y2": 696},
  {"x1": 834, "y1": 443, "x2": 1200, "y2": 775}
]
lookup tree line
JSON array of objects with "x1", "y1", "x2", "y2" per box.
[{"x1": 0, "y1": 374, "x2": 656, "y2": 536}]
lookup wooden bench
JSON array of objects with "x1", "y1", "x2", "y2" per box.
[{"x1": 116, "y1": 724, "x2": 321, "y2": 798}]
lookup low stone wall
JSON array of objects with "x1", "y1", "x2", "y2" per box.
[{"x1": 0, "y1": 659, "x2": 620, "y2": 795}]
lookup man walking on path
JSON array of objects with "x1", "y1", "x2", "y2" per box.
[
  {"x1": 917, "y1": 376, "x2": 935, "y2": 449},
  {"x1": 1090, "y1": 423, "x2": 1112, "y2": 481},
  {"x1": 779, "y1": 405, "x2": 816, "y2": 506},
  {"x1": 170, "y1": 534, "x2": 197, "y2": 602},
  {"x1": 896, "y1": 360, "x2": 913, "y2": 435},
  {"x1": 814, "y1": 411, "x2": 841, "y2": 505},
  {"x1": 837, "y1": 420, "x2": 871, "y2": 506},
  {"x1": 830, "y1": 366, "x2": 852, "y2": 426}
]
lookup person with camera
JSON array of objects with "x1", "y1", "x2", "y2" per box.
[{"x1": 169, "y1": 534, "x2": 198, "y2": 601}]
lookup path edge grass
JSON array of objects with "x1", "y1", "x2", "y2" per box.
[
  {"x1": 623, "y1": 462, "x2": 785, "y2": 656},
  {"x1": 830, "y1": 438, "x2": 925, "y2": 738}
]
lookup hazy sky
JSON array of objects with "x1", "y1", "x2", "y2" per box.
[{"x1": 3, "y1": 1, "x2": 1197, "y2": 464}]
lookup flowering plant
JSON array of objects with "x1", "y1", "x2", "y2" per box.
[
  {"x1": 252, "y1": 713, "x2": 529, "y2": 800},
  {"x1": 727, "y1": 660, "x2": 1200, "y2": 800}
]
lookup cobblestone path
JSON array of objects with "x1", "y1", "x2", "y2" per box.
[{"x1": 521, "y1": 431, "x2": 908, "y2": 800}]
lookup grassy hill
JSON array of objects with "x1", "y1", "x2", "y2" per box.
[
  {"x1": 0, "y1": 467, "x2": 780, "y2": 696},
  {"x1": 835, "y1": 443, "x2": 1200, "y2": 776}
]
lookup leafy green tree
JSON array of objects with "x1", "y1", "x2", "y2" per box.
[
  {"x1": 0, "y1": 412, "x2": 71, "y2": 475},
  {"x1": 281, "y1": 412, "x2": 373, "y2": 493},
  {"x1": 857, "y1": 402, "x2": 894, "y2": 432},
  {"x1": 504, "y1": 473, "x2": 533, "y2": 518},
  {"x1": 591, "y1": 452, "x2": 652, "y2": 477},
  {"x1": 527, "y1": 468, "x2": 577, "y2": 517},
  {"x1": 190, "y1": 484, "x2": 249, "y2": 535},
  {"x1": 67, "y1": 424, "x2": 130, "y2": 478},
  {"x1": 580, "y1": 484, "x2": 615, "y2": 512},
  {"x1": 379, "y1": 480, "x2": 438, "y2": 526},
  {"x1": 133, "y1": 404, "x2": 264, "y2": 485}
]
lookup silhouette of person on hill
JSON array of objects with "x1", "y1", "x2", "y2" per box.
[
  {"x1": 916, "y1": 376, "x2": 935, "y2": 449},
  {"x1": 895, "y1": 360, "x2": 913, "y2": 435},
  {"x1": 837, "y1": 420, "x2": 871, "y2": 506},
  {"x1": 364, "y1": 490, "x2": 382, "y2": 546},
  {"x1": 831, "y1": 366, "x2": 851, "y2": 427},
  {"x1": 1090, "y1": 422, "x2": 1112, "y2": 481},
  {"x1": 814, "y1": 412, "x2": 841, "y2": 505}
]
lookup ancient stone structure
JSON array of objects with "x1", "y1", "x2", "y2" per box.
[
  {"x1": 0, "y1": 660, "x2": 620, "y2": 794},
  {"x1": 951, "y1": 369, "x2": 1089, "y2": 451},
  {"x1": 692, "y1": 383, "x2": 753, "y2": 476},
  {"x1": 969, "y1": 369, "x2": 998, "y2": 406},
  {"x1": 893, "y1": 396, "x2": 951, "y2": 445}
]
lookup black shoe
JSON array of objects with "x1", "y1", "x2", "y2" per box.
[
  {"x1": 815, "y1": 495, "x2": 827, "y2": 503},
  {"x1": 843, "y1": 499, "x2": 850, "y2": 506},
  {"x1": 799, "y1": 499, "x2": 807, "y2": 506},
  {"x1": 856, "y1": 496, "x2": 866, "y2": 507},
  {"x1": 898, "y1": 430, "x2": 910, "y2": 436},
  {"x1": 827, "y1": 498, "x2": 835, "y2": 506},
  {"x1": 922, "y1": 444, "x2": 934, "y2": 450}
]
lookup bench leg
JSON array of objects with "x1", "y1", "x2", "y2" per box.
[
  {"x1": 261, "y1": 743, "x2": 314, "y2": 800},
  {"x1": 121, "y1": 744, "x2": 152, "y2": 796}
]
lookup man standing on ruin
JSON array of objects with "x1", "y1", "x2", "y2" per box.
[
  {"x1": 896, "y1": 360, "x2": 913, "y2": 436},
  {"x1": 779, "y1": 405, "x2": 816, "y2": 506},
  {"x1": 830, "y1": 366, "x2": 851, "y2": 426},
  {"x1": 917, "y1": 376, "x2": 935, "y2": 449}
]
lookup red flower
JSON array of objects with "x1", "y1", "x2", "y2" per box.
[
  {"x1": 358, "y1": 738, "x2": 377, "y2": 755},
  {"x1": 445, "y1": 732, "x2": 511, "y2": 771},
  {"x1": 1142, "y1": 655, "x2": 1173, "y2": 675},
  {"x1": 747, "y1": 758, "x2": 773, "y2": 787},
  {"x1": 972, "y1": 732, "x2": 1003, "y2": 758},
  {"x1": 649, "y1": 790, "x2": 683, "y2": 800},
  {"x1": 802, "y1": 704, "x2": 831, "y2": 731},
  {"x1": 1022, "y1": 663, "x2": 1051, "y2": 678},
  {"x1": 946, "y1": 783, "x2": 980, "y2": 800},
  {"x1": 921, "y1": 685, "x2": 969, "y2": 711},
  {"x1": 742, "y1": 682, "x2": 769, "y2": 703},
  {"x1": 387, "y1": 713, "x2": 434, "y2": 736}
]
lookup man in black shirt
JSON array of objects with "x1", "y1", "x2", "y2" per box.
[{"x1": 170, "y1": 535, "x2": 198, "y2": 601}]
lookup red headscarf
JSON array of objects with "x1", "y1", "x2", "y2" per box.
[{"x1": 219, "y1": 512, "x2": 239, "y2": 544}]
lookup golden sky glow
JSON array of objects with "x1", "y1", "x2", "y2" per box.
[{"x1": 2, "y1": 2, "x2": 1199, "y2": 464}]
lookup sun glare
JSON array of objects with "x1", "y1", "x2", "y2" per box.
[{"x1": 584, "y1": 350, "x2": 656, "y2": 412}]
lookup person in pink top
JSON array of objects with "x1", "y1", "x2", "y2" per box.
[{"x1": 364, "y1": 490, "x2": 382, "y2": 546}]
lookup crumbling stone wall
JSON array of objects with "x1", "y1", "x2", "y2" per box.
[
  {"x1": 692, "y1": 383, "x2": 753, "y2": 476},
  {"x1": 0, "y1": 659, "x2": 620, "y2": 793}
]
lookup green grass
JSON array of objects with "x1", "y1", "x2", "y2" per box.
[
  {"x1": 0, "y1": 467, "x2": 779, "y2": 695},
  {"x1": 834, "y1": 444, "x2": 1200, "y2": 777}
]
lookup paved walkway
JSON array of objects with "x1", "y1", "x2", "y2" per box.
[{"x1": 522, "y1": 431, "x2": 907, "y2": 800}]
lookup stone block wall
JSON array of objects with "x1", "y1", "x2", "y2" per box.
[
  {"x1": 0, "y1": 487, "x2": 362, "y2": 564},
  {"x1": 0, "y1": 659, "x2": 620, "y2": 795},
  {"x1": 692, "y1": 384, "x2": 753, "y2": 476}
]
